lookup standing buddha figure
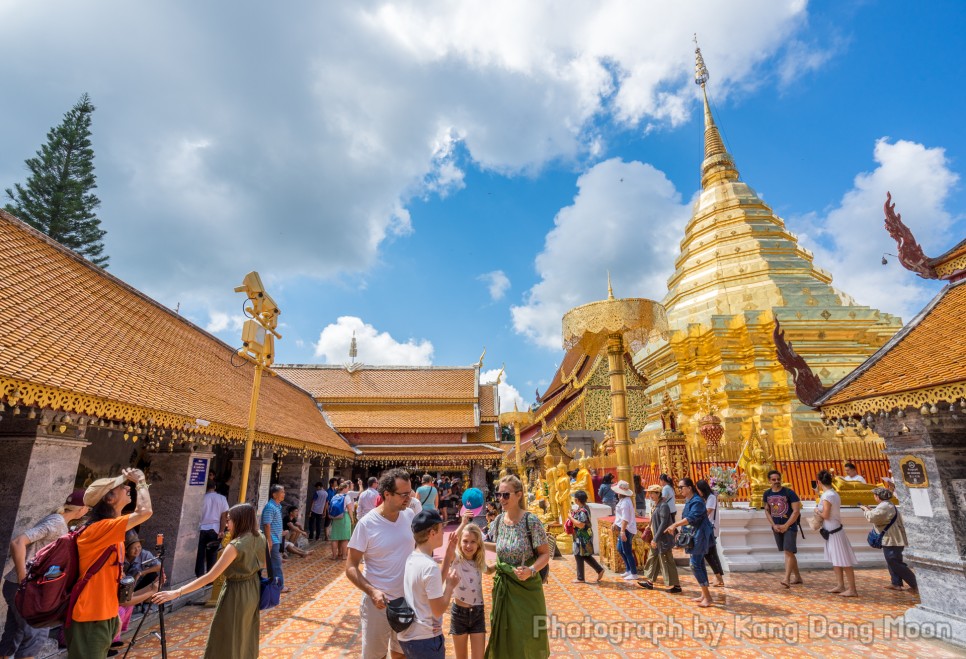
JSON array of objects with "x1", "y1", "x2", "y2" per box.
[{"x1": 573, "y1": 449, "x2": 596, "y2": 503}]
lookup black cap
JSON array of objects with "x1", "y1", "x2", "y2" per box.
[{"x1": 412, "y1": 509, "x2": 444, "y2": 534}]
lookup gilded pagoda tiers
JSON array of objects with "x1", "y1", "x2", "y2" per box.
[{"x1": 632, "y1": 46, "x2": 904, "y2": 466}]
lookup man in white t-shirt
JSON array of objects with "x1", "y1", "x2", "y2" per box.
[
  {"x1": 842, "y1": 462, "x2": 867, "y2": 483},
  {"x1": 196, "y1": 481, "x2": 229, "y2": 577},
  {"x1": 356, "y1": 477, "x2": 381, "y2": 521},
  {"x1": 398, "y1": 510, "x2": 459, "y2": 658},
  {"x1": 347, "y1": 469, "x2": 417, "y2": 659}
]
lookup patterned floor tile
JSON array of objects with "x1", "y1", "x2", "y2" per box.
[{"x1": 118, "y1": 542, "x2": 962, "y2": 658}]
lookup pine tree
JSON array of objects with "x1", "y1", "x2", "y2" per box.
[{"x1": 5, "y1": 94, "x2": 109, "y2": 267}]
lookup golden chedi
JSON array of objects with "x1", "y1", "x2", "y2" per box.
[{"x1": 634, "y1": 43, "x2": 902, "y2": 462}]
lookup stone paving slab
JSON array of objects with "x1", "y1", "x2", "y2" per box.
[{"x1": 121, "y1": 541, "x2": 963, "y2": 658}]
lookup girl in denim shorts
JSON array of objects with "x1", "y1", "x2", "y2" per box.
[{"x1": 449, "y1": 520, "x2": 494, "y2": 658}]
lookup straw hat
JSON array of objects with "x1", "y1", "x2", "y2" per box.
[
  {"x1": 83, "y1": 475, "x2": 127, "y2": 507},
  {"x1": 646, "y1": 484, "x2": 663, "y2": 494}
]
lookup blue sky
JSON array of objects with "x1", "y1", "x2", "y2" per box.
[{"x1": 2, "y1": 1, "x2": 963, "y2": 410}]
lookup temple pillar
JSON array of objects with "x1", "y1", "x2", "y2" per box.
[
  {"x1": 0, "y1": 417, "x2": 88, "y2": 620},
  {"x1": 470, "y1": 464, "x2": 487, "y2": 492},
  {"x1": 277, "y1": 457, "x2": 311, "y2": 525},
  {"x1": 877, "y1": 409, "x2": 966, "y2": 647},
  {"x1": 229, "y1": 447, "x2": 270, "y2": 508},
  {"x1": 141, "y1": 448, "x2": 215, "y2": 587}
]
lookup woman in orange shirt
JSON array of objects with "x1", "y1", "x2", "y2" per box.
[{"x1": 68, "y1": 468, "x2": 153, "y2": 659}]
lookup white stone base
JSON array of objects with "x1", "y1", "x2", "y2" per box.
[
  {"x1": 712, "y1": 502, "x2": 886, "y2": 572},
  {"x1": 903, "y1": 604, "x2": 966, "y2": 649},
  {"x1": 586, "y1": 502, "x2": 611, "y2": 555}
]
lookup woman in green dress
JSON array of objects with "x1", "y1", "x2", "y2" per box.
[
  {"x1": 328, "y1": 481, "x2": 353, "y2": 559},
  {"x1": 152, "y1": 503, "x2": 266, "y2": 658}
]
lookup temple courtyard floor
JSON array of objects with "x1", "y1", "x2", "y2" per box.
[{"x1": 122, "y1": 538, "x2": 963, "y2": 658}]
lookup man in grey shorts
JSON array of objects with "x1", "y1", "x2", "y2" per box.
[
  {"x1": 346, "y1": 469, "x2": 416, "y2": 659},
  {"x1": 762, "y1": 470, "x2": 803, "y2": 588}
]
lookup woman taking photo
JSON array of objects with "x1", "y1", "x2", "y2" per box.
[
  {"x1": 665, "y1": 478, "x2": 714, "y2": 607},
  {"x1": 695, "y1": 480, "x2": 726, "y2": 587},
  {"x1": 814, "y1": 470, "x2": 858, "y2": 597},
  {"x1": 484, "y1": 474, "x2": 550, "y2": 659},
  {"x1": 861, "y1": 487, "x2": 917, "y2": 593},
  {"x1": 568, "y1": 490, "x2": 604, "y2": 584},
  {"x1": 152, "y1": 503, "x2": 266, "y2": 658}
]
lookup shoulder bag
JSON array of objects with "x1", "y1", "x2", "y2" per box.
[
  {"x1": 259, "y1": 537, "x2": 281, "y2": 610},
  {"x1": 524, "y1": 512, "x2": 550, "y2": 584},
  {"x1": 867, "y1": 505, "x2": 898, "y2": 549}
]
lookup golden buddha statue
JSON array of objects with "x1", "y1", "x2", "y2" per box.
[
  {"x1": 831, "y1": 475, "x2": 890, "y2": 506},
  {"x1": 554, "y1": 456, "x2": 571, "y2": 523},
  {"x1": 599, "y1": 416, "x2": 616, "y2": 456},
  {"x1": 543, "y1": 453, "x2": 560, "y2": 524},
  {"x1": 572, "y1": 449, "x2": 596, "y2": 503}
]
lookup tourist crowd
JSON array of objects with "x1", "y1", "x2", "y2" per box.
[{"x1": 0, "y1": 463, "x2": 917, "y2": 659}]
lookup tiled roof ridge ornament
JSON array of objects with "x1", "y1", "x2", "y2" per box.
[
  {"x1": 344, "y1": 331, "x2": 363, "y2": 373},
  {"x1": 883, "y1": 191, "x2": 938, "y2": 280},
  {"x1": 773, "y1": 319, "x2": 828, "y2": 406}
]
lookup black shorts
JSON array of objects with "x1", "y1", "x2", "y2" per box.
[
  {"x1": 774, "y1": 527, "x2": 799, "y2": 554},
  {"x1": 449, "y1": 603, "x2": 486, "y2": 635}
]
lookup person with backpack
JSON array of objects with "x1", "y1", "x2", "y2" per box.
[
  {"x1": 69, "y1": 468, "x2": 153, "y2": 659},
  {"x1": 328, "y1": 482, "x2": 352, "y2": 560},
  {"x1": 1, "y1": 490, "x2": 88, "y2": 659}
]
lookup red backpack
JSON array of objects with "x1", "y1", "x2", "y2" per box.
[{"x1": 14, "y1": 525, "x2": 116, "y2": 629}]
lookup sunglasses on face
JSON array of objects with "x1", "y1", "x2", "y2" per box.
[
  {"x1": 495, "y1": 492, "x2": 513, "y2": 500},
  {"x1": 394, "y1": 490, "x2": 413, "y2": 498}
]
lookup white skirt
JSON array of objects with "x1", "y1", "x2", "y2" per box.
[{"x1": 823, "y1": 521, "x2": 857, "y2": 567}]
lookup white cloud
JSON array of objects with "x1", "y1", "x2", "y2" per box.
[
  {"x1": 0, "y1": 2, "x2": 818, "y2": 308},
  {"x1": 313, "y1": 316, "x2": 433, "y2": 366},
  {"x1": 795, "y1": 138, "x2": 960, "y2": 321},
  {"x1": 511, "y1": 158, "x2": 690, "y2": 348},
  {"x1": 480, "y1": 368, "x2": 528, "y2": 413},
  {"x1": 478, "y1": 270, "x2": 511, "y2": 301},
  {"x1": 205, "y1": 311, "x2": 246, "y2": 334}
]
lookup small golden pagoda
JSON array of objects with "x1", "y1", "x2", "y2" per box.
[{"x1": 634, "y1": 43, "x2": 904, "y2": 464}]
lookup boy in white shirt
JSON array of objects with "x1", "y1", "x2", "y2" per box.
[{"x1": 398, "y1": 510, "x2": 459, "y2": 658}]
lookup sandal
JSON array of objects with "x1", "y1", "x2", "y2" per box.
[{"x1": 595, "y1": 568, "x2": 605, "y2": 583}]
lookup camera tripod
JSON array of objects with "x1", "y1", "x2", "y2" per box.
[{"x1": 122, "y1": 534, "x2": 168, "y2": 659}]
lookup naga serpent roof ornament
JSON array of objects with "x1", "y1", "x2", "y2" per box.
[
  {"x1": 884, "y1": 191, "x2": 938, "y2": 280},
  {"x1": 773, "y1": 319, "x2": 828, "y2": 407}
]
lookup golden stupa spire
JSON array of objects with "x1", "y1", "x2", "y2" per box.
[
  {"x1": 607, "y1": 271, "x2": 615, "y2": 300},
  {"x1": 694, "y1": 36, "x2": 738, "y2": 189}
]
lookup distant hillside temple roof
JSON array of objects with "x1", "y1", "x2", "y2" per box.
[
  {"x1": 276, "y1": 364, "x2": 503, "y2": 468},
  {"x1": 0, "y1": 209, "x2": 352, "y2": 457}
]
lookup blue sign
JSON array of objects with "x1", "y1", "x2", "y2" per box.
[{"x1": 189, "y1": 457, "x2": 209, "y2": 487}]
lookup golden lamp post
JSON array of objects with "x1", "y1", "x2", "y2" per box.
[
  {"x1": 561, "y1": 275, "x2": 667, "y2": 486},
  {"x1": 233, "y1": 271, "x2": 281, "y2": 503},
  {"x1": 499, "y1": 403, "x2": 532, "y2": 483}
]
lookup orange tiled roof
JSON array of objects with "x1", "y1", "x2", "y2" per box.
[
  {"x1": 821, "y1": 281, "x2": 966, "y2": 405},
  {"x1": 467, "y1": 422, "x2": 499, "y2": 443},
  {"x1": 357, "y1": 444, "x2": 504, "y2": 459},
  {"x1": 321, "y1": 404, "x2": 477, "y2": 433},
  {"x1": 479, "y1": 384, "x2": 496, "y2": 418},
  {"x1": 276, "y1": 365, "x2": 477, "y2": 401},
  {"x1": 0, "y1": 210, "x2": 351, "y2": 455}
]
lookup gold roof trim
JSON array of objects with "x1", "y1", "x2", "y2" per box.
[
  {"x1": 822, "y1": 381, "x2": 966, "y2": 420},
  {"x1": 0, "y1": 376, "x2": 354, "y2": 457}
]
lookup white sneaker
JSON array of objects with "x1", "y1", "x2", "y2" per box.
[{"x1": 622, "y1": 572, "x2": 638, "y2": 580}]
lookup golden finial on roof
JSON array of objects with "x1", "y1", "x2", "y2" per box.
[
  {"x1": 693, "y1": 35, "x2": 738, "y2": 189},
  {"x1": 607, "y1": 271, "x2": 614, "y2": 300},
  {"x1": 496, "y1": 362, "x2": 505, "y2": 384},
  {"x1": 475, "y1": 346, "x2": 486, "y2": 369}
]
